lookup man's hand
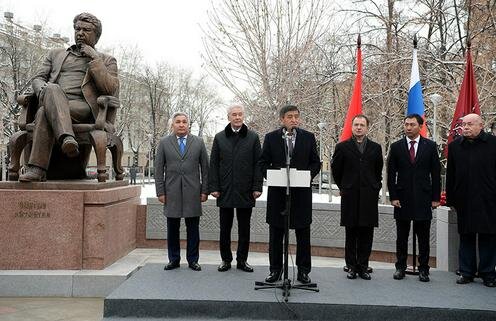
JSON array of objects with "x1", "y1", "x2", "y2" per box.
[
  {"x1": 253, "y1": 191, "x2": 262, "y2": 199},
  {"x1": 431, "y1": 201, "x2": 440, "y2": 209},
  {"x1": 211, "y1": 191, "x2": 220, "y2": 198},
  {"x1": 79, "y1": 44, "x2": 99, "y2": 60},
  {"x1": 200, "y1": 193, "x2": 208, "y2": 202},
  {"x1": 391, "y1": 200, "x2": 401, "y2": 208},
  {"x1": 158, "y1": 195, "x2": 166, "y2": 204}
]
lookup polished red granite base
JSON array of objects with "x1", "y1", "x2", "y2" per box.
[{"x1": 0, "y1": 182, "x2": 140, "y2": 270}]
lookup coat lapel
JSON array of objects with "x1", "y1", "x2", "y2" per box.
[
  {"x1": 82, "y1": 72, "x2": 91, "y2": 87},
  {"x1": 414, "y1": 137, "x2": 427, "y2": 165},
  {"x1": 53, "y1": 50, "x2": 70, "y2": 82},
  {"x1": 182, "y1": 134, "x2": 194, "y2": 159},
  {"x1": 362, "y1": 138, "x2": 372, "y2": 156},
  {"x1": 292, "y1": 128, "x2": 303, "y2": 157},
  {"x1": 345, "y1": 138, "x2": 362, "y2": 158},
  {"x1": 277, "y1": 128, "x2": 287, "y2": 158},
  {"x1": 168, "y1": 135, "x2": 182, "y2": 158},
  {"x1": 401, "y1": 137, "x2": 413, "y2": 165}
]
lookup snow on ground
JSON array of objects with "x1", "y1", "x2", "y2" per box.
[{"x1": 139, "y1": 182, "x2": 341, "y2": 204}]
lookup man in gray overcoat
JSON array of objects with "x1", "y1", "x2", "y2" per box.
[
  {"x1": 209, "y1": 105, "x2": 263, "y2": 273},
  {"x1": 155, "y1": 112, "x2": 209, "y2": 271}
]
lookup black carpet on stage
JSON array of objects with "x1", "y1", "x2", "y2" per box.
[{"x1": 103, "y1": 264, "x2": 496, "y2": 321}]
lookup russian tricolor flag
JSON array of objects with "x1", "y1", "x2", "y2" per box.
[{"x1": 407, "y1": 38, "x2": 427, "y2": 137}]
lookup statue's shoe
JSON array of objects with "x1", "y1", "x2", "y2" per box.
[
  {"x1": 61, "y1": 136, "x2": 79, "y2": 158},
  {"x1": 19, "y1": 166, "x2": 46, "y2": 182}
]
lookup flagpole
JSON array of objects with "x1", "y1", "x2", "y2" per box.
[
  {"x1": 338, "y1": 34, "x2": 362, "y2": 142},
  {"x1": 444, "y1": 28, "x2": 480, "y2": 157},
  {"x1": 410, "y1": 37, "x2": 418, "y2": 272},
  {"x1": 405, "y1": 35, "x2": 419, "y2": 276}
]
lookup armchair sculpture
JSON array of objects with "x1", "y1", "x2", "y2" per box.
[
  {"x1": 8, "y1": 93, "x2": 124, "y2": 182},
  {"x1": 8, "y1": 13, "x2": 125, "y2": 183}
]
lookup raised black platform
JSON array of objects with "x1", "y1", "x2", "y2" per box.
[{"x1": 104, "y1": 264, "x2": 496, "y2": 321}]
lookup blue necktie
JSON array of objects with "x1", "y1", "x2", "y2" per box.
[{"x1": 179, "y1": 137, "x2": 186, "y2": 156}]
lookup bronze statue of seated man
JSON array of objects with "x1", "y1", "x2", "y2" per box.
[{"x1": 19, "y1": 12, "x2": 119, "y2": 182}]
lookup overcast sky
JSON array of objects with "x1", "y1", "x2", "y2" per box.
[
  {"x1": 0, "y1": 0, "x2": 211, "y2": 70},
  {"x1": 1, "y1": 0, "x2": 234, "y2": 131}
]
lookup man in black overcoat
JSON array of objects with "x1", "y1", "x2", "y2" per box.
[
  {"x1": 446, "y1": 113, "x2": 496, "y2": 287},
  {"x1": 331, "y1": 114, "x2": 383, "y2": 280},
  {"x1": 259, "y1": 105, "x2": 320, "y2": 284},
  {"x1": 387, "y1": 114, "x2": 441, "y2": 282},
  {"x1": 209, "y1": 105, "x2": 263, "y2": 273}
]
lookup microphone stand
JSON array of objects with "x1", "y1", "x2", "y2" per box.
[{"x1": 255, "y1": 129, "x2": 319, "y2": 302}]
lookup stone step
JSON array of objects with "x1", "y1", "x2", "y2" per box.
[{"x1": 0, "y1": 249, "x2": 148, "y2": 297}]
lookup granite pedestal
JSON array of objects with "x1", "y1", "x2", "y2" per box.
[
  {"x1": 0, "y1": 181, "x2": 140, "y2": 270},
  {"x1": 436, "y1": 206, "x2": 459, "y2": 272}
]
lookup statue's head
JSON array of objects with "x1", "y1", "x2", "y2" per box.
[{"x1": 73, "y1": 13, "x2": 102, "y2": 47}]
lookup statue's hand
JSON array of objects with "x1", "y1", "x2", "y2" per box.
[
  {"x1": 104, "y1": 122, "x2": 115, "y2": 133},
  {"x1": 37, "y1": 83, "x2": 47, "y2": 102},
  {"x1": 79, "y1": 44, "x2": 99, "y2": 60}
]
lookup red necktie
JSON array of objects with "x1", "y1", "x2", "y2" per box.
[{"x1": 409, "y1": 141, "x2": 416, "y2": 163}]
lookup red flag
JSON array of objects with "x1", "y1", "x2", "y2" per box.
[
  {"x1": 445, "y1": 46, "x2": 480, "y2": 155},
  {"x1": 339, "y1": 35, "x2": 362, "y2": 142}
]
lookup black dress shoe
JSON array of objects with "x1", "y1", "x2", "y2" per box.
[
  {"x1": 218, "y1": 261, "x2": 231, "y2": 272},
  {"x1": 359, "y1": 272, "x2": 371, "y2": 280},
  {"x1": 297, "y1": 271, "x2": 311, "y2": 284},
  {"x1": 419, "y1": 271, "x2": 430, "y2": 282},
  {"x1": 347, "y1": 271, "x2": 357, "y2": 279},
  {"x1": 236, "y1": 261, "x2": 254, "y2": 272},
  {"x1": 483, "y1": 278, "x2": 496, "y2": 287},
  {"x1": 265, "y1": 271, "x2": 282, "y2": 283},
  {"x1": 456, "y1": 275, "x2": 474, "y2": 284},
  {"x1": 393, "y1": 269, "x2": 406, "y2": 280},
  {"x1": 164, "y1": 261, "x2": 180, "y2": 270},
  {"x1": 188, "y1": 262, "x2": 202, "y2": 271},
  {"x1": 345, "y1": 265, "x2": 373, "y2": 273}
]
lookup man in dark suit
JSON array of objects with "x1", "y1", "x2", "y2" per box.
[
  {"x1": 331, "y1": 114, "x2": 383, "y2": 280},
  {"x1": 259, "y1": 105, "x2": 320, "y2": 284},
  {"x1": 446, "y1": 113, "x2": 496, "y2": 287},
  {"x1": 209, "y1": 104, "x2": 263, "y2": 273},
  {"x1": 19, "y1": 13, "x2": 119, "y2": 181},
  {"x1": 387, "y1": 114, "x2": 441, "y2": 282}
]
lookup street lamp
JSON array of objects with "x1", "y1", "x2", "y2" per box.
[
  {"x1": 429, "y1": 93, "x2": 442, "y2": 142},
  {"x1": 317, "y1": 122, "x2": 327, "y2": 194},
  {"x1": 147, "y1": 133, "x2": 153, "y2": 184}
]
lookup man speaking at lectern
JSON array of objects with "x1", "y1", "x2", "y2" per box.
[{"x1": 259, "y1": 105, "x2": 320, "y2": 284}]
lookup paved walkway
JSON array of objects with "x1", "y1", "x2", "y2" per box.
[{"x1": 0, "y1": 249, "x2": 394, "y2": 321}]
